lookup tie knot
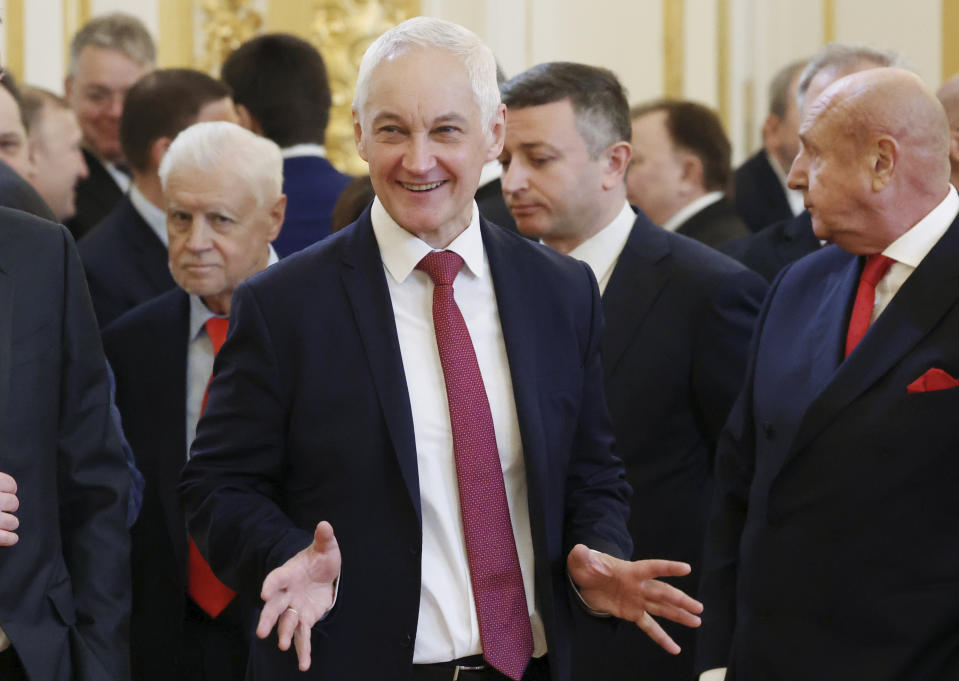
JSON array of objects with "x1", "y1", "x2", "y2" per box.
[
  {"x1": 416, "y1": 250, "x2": 464, "y2": 286},
  {"x1": 861, "y1": 254, "x2": 895, "y2": 287},
  {"x1": 205, "y1": 317, "x2": 229, "y2": 355}
]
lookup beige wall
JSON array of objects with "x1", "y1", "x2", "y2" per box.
[{"x1": 2, "y1": 0, "x2": 950, "y2": 164}]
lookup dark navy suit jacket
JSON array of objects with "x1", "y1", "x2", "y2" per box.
[
  {"x1": 66, "y1": 148, "x2": 125, "y2": 241},
  {"x1": 573, "y1": 213, "x2": 766, "y2": 681},
  {"x1": 273, "y1": 155, "x2": 351, "y2": 257},
  {"x1": 675, "y1": 196, "x2": 751, "y2": 249},
  {"x1": 0, "y1": 213, "x2": 130, "y2": 681},
  {"x1": 733, "y1": 149, "x2": 793, "y2": 233},
  {"x1": 699, "y1": 216, "x2": 959, "y2": 680},
  {"x1": 721, "y1": 210, "x2": 820, "y2": 283},
  {"x1": 179, "y1": 210, "x2": 633, "y2": 681},
  {"x1": 79, "y1": 194, "x2": 176, "y2": 328}
]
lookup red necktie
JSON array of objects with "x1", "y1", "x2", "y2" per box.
[
  {"x1": 417, "y1": 251, "x2": 533, "y2": 681},
  {"x1": 188, "y1": 317, "x2": 236, "y2": 618},
  {"x1": 845, "y1": 254, "x2": 895, "y2": 358}
]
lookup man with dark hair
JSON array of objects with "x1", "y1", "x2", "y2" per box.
[
  {"x1": 499, "y1": 61, "x2": 766, "y2": 681},
  {"x1": 65, "y1": 12, "x2": 156, "y2": 240},
  {"x1": 79, "y1": 68, "x2": 237, "y2": 327},
  {"x1": 222, "y1": 33, "x2": 351, "y2": 256},
  {"x1": 723, "y1": 44, "x2": 903, "y2": 283},
  {"x1": 627, "y1": 99, "x2": 749, "y2": 248},
  {"x1": 21, "y1": 87, "x2": 89, "y2": 222},
  {"x1": 734, "y1": 60, "x2": 806, "y2": 233}
]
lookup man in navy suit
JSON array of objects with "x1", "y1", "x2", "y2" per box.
[
  {"x1": 498, "y1": 62, "x2": 766, "y2": 681},
  {"x1": 80, "y1": 68, "x2": 237, "y2": 327},
  {"x1": 698, "y1": 68, "x2": 959, "y2": 681},
  {"x1": 222, "y1": 33, "x2": 351, "y2": 257},
  {"x1": 104, "y1": 121, "x2": 284, "y2": 681},
  {"x1": 179, "y1": 18, "x2": 702, "y2": 681}
]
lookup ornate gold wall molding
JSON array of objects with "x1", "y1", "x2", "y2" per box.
[
  {"x1": 716, "y1": 0, "x2": 729, "y2": 128},
  {"x1": 822, "y1": 0, "x2": 836, "y2": 43},
  {"x1": 6, "y1": 0, "x2": 25, "y2": 79},
  {"x1": 63, "y1": 0, "x2": 91, "y2": 71},
  {"x1": 944, "y1": 0, "x2": 959, "y2": 79},
  {"x1": 663, "y1": 0, "x2": 683, "y2": 97},
  {"x1": 199, "y1": 0, "x2": 263, "y2": 74},
  {"x1": 159, "y1": 0, "x2": 196, "y2": 68}
]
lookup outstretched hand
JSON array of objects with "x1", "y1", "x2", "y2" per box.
[
  {"x1": 567, "y1": 544, "x2": 703, "y2": 654},
  {"x1": 257, "y1": 521, "x2": 341, "y2": 671},
  {"x1": 0, "y1": 473, "x2": 18, "y2": 547}
]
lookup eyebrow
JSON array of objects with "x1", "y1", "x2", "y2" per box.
[{"x1": 370, "y1": 111, "x2": 469, "y2": 127}]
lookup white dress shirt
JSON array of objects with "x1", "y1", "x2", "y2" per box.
[
  {"x1": 281, "y1": 143, "x2": 327, "y2": 159},
  {"x1": 663, "y1": 191, "x2": 724, "y2": 233},
  {"x1": 568, "y1": 201, "x2": 635, "y2": 295},
  {"x1": 128, "y1": 184, "x2": 169, "y2": 248},
  {"x1": 185, "y1": 247, "x2": 279, "y2": 455},
  {"x1": 105, "y1": 160, "x2": 132, "y2": 193},
  {"x1": 370, "y1": 197, "x2": 547, "y2": 663},
  {"x1": 698, "y1": 184, "x2": 959, "y2": 681}
]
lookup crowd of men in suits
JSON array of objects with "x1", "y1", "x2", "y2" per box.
[{"x1": 1, "y1": 9, "x2": 959, "y2": 681}]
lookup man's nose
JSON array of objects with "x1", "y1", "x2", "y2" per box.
[
  {"x1": 402, "y1": 137, "x2": 435, "y2": 175},
  {"x1": 501, "y1": 160, "x2": 526, "y2": 195}
]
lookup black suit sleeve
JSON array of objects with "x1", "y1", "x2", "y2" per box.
[{"x1": 54, "y1": 226, "x2": 132, "y2": 681}]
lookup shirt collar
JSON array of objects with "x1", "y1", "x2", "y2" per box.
[
  {"x1": 371, "y1": 196, "x2": 486, "y2": 285},
  {"x1": 187, "y1": 245, "x2": 280, "y2": 342},
  {"x1": 662, "y1": 191, "x2": 724, "y2": 232},
  {"x1": 884, "y1": 184, "x2": 959, "y2": 268},
  {"x1": 568, "y1": 200, "x2": 635, "y2": 292},
  {"x1": 281, "y1": 144, "x2": 327, "y2": 159},
  {"x1": 129, "y1": 184, "x2": 169, "y2": 247}
]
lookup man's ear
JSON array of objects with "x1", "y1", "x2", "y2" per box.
[
  {"x1": 949, "y1": 129, "x2": 959, "y2": 165},
  {"x1": 872, "y1": 135, "x2": 898, "y2": 191},
  {"x1": 150, "y1": 137, "x2": 172, "y2": 170},
  {"x1": 485, "y1": 103, "x2": 507, "y2": 162},
  {"x1": 267, "y1": 194, "x2": 287, "y2": 241},
  {"x1": 601, "y1": 141, "x2": 632, "y2": 190},
  {"x1": 64, "y1": 76, "x2": 74, "y2": 102},
  {"x1": 680, "y1": 153, "x2": 704, "y2": 190},
  {"x1": 235, "y1": 104, "x2": 262, "y2": 135},
  {"x1": 353, "y1": 109, "x2": 367, "y2": 161},
  {"x1": 761, "y1": 113, "x2": 781, "y2": 147}
]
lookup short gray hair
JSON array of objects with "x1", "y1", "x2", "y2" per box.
[
  {"x1": 797, "y1": 43, "x2": 905, "y2": 113},
  {"x1": 158, "y1": 121, "x2": 283, "y2": 208},
  {"x1": 352, "y1": 17, "x2": 500, "y2": 129},
  {"x1": 68, "y1": 13, "x2": 156, "y2": 77}
]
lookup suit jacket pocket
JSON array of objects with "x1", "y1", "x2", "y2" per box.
[{"x1": 47, "y1": 574, "x2": 76, "y2": 627}]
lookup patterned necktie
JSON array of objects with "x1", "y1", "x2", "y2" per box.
[
  {"x1": 845, "y1": 254, "x2": 895, "y2": 358},
  {"x1": 416, "y1": 251, "x2": 533, "y2": 681},
  {"x1": 187, "y1": 316, "x2": 236, "y2": 618}
]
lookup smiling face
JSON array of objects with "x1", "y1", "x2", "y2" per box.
[
  {"x1": 66, "y1": 46, "x2": 147, "y2": 162},
  {"x1": 353, "y1": 46, "x2": 504, "y2": 248},
  {"x1": 165, "y1": 160, "x2": 284, "y2": 315},
  {"x1": 500, "y1": 99, "x2": 617, "y2": 251},
  {"x1": 29, "y1": 104, "x2": 88, "y2": 220}
]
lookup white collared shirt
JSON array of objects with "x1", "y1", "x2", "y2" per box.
[
  {"x1": 105, "y1": 160, "x2": 132, "y2": 193},
  {"x1": 129, "y1": 184, "x2": 169, "y2": 248},
  {"x1": 874, "y1": 184, "x2": 959, "y2": 322},
  {"x1": 281, "y1": 143, "x2": 327, "y2": 159},
  {"x1": 662, "y1": 191, "x2": 725, "y2": 232},
  {"x1": 767, "y1": 150, "x2": 806, "y2": 217},
  {"x1": 568, "y1": 201, "x2": 635, "y2": 295},
  {"x1": 185, "y1": 246, "x2": 279, "y2": 455},
  {"x1": 370, "y1": 197, "x2": 546, "y2": 663}
]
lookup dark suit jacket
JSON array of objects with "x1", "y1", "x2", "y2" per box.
[
  {"x1": 720, "y1": 210, "x2": 820, "y2": 283},
  {"x1": 676, "y1": 197, "x2": 751, "y2": 249},
  {"x1": 103, "y1": 289, "x2": 253, "y2": 681},
  {"x1": 733, "y1": 149, "x2": 793, "y2": 233},
  {"x1": 0, "y1": 212, "x2": 130, "y2": 681},
  {"x1": 0, "y1": 158, "x2": 56, "y2": 220},
  {"x1": 65, "y1": 148, "x2": 125, "y2": 241},
  {"x1": 698, "y1": 217, "x2": 959, "y2": 680},
  {"x1": 475, "y1": 177, "x2": 519, "y2": 233},
  {"x1": 572, "y1": 215, "x2": 767, "y2": 681},
  {"x1": 179, "y1": 210, "x2": 633, "y2": 681},
  {"x1": 273, "y1": 155, "x2": 352, "y2": 257},
  {"x1": 79, "y1": 194, "x2": 176, "y2": 328}
]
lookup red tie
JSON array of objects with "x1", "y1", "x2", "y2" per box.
[
  {"x1": 188, "y1": 316, "x2": 236, "y2": 618},
  {"x1": 417, "y1": 251, "x2": 533, "y2": 681},
  {"x1": 845, "y1": 254, "x2": 895, "y2": 358}
]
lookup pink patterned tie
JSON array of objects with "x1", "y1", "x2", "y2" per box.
[{"x1": 417, "y1": 250, "x2": 533, "y2": 681}]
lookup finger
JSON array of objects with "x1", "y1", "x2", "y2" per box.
[
  {"x1": 644, "y1": 600, "x2": 702, "y2": 628},
  {"x1": 0, "y1": 492, "x2": 18, "y2": 513},
  {"x1": 256, "y1": 585, "x2": 290, "y2": 640},
  {"x1": 276, "y1": 607, "x2": 298, "y2": 651},
  {"x1": 636, "y1": 611, "x2": 681, "y2": 655},
  {"x1": 0, "y1": 511, "x2": 19, "y2": 532},
  {"x1": 0, "y1": 473, "x2": 16, "y2": 494},
  {"x1": 0, "y1": 529, "x2": 18, "y2": 547},
  {"x1": 640, "y1": 579, "x2": 704, "y2": 614},
  {"x1": 634, "y1": 559, "x2": 692, "y2": 580},
  {"x1": 294, "y1": 619, "x2": 313, "y2": 671},
  {"x1": 312, "y1": 520, "x2": 337, "y2": 553}
]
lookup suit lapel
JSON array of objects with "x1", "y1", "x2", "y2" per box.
[
  {"x1": 790, "y1": 219, "x2": 959, "y2": 457},
  {"x1": 601, "y1": 217, "x2": 670, "y2": 376},
  {"x1": 339, "y1": 214, "x2": 421, "y2": 520}
]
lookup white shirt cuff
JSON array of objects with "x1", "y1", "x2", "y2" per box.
[{"x1": 700, "y1": 668, "x2": 727, "y2": 681}]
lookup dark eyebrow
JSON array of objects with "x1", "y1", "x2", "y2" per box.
[{"x1": 518, "y1": 141, "x2": 560, "y2": 154}]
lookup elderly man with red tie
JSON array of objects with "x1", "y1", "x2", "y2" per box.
[{"x1": 103, "y1": 120, "x2": 285, "y2": 681}]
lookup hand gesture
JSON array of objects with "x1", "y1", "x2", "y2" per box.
[
  {"x1": 567, "y1": 544, "x2": 703, "y2": 654},
  {"x1": 257, "y1": 521, "x2": 341, "y2": 671},
  {"x1": 0, "y1": 473, "x2": 18, "y2": 546}
]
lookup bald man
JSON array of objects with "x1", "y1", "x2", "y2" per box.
[{"x1": 698, "y1": 67, "x2": 959, "y2": 681}]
